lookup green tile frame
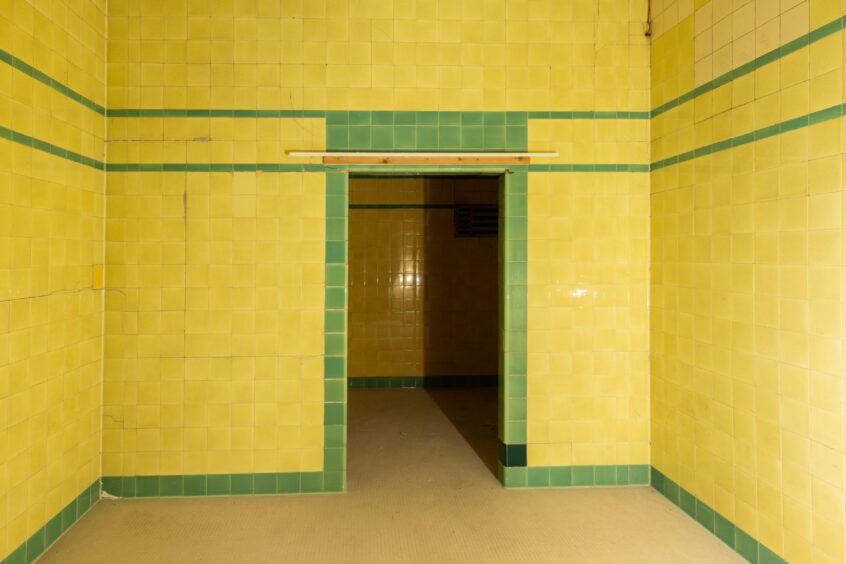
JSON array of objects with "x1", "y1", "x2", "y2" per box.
[
  {"x1": 0, "y1": 481, "x2": 99, "y2": 564},
  {"x1": 500, "y1": 464, "x2": 650, "y2": 489},
  {"x1": 100, "y1": 473, "x2": 330, "y2": 498},
  {"x1": 650, "y1": 468, "x2": 786, "y2": 564}
]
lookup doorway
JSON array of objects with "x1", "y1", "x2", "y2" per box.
[{"x1": 346, "y1": 175, "x2": 500, "y2": 479}]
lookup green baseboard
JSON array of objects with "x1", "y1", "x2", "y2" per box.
[
  {"x1": 650, "y1": 467, "x2": 785, "y2": 564},
  {"x1": 101, "y1": 471, "x2": 345, "y2": 498},
  {"x1": 500, "y1": 464, "x2": 650, "y2": 489},
  {"x1": 1, "y1": 480, "x2": 100, "y2": 564},
  {"x1": 348, "y1": 375, "x2": 497, "y2": 389}
]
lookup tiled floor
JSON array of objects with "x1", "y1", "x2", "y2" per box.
[{"x1": 40, "y1": 389, "x2": 741, "y2": 563}]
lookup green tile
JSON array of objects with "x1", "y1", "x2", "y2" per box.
[
  {"x1": 324, "y1": 356, "x2": 345, "y2": 378},
  {"x1": 207, "y1": 474, "x2": 231, "y2": 496},
  {"x1": 45, "y1": 515, "x2": 62, "y2": 547},
  {"x1": 326, "y1": 195, "x2": 348, "y2": 218},
  {"x1": 506, "y1": 112, "x2": 528, "y2": 126},
  {"x1": 136, "y1": 476, "x2": 159, "y2": 497},
  {"x1": 324, "y1": 402, "x2": 346, "y2": 425},
  {"x1": 26, "y1": 529, "x2": 45, "y2": 562},
  {"x1": 527, "y1": 467, "x2": 550, "y2": 487},
  {"x1": 506, "y1": 398, "x2": 526, "y2": 420},
  {"x1": 616, "y1": 465, "x2": 629, "y2": 485},
  {"x1": 324, "y1": 424, "x2": 347, "y2": 448},
  {"x1": 326, "y1": 125, "x2": 348, "y2": 150},
  {"x1": 325, "y1": 333, "x2": 345, "y2": 355},
  {"x1": 549, "y1": 467, "x2": 572, "y2": 487},
  {"x1": 371, "y1": 126, "x2": 394, "y2": 149},
  {"x1": 301, "y1": 472, "x2": 324, "y2": 493},
  {"x1": 372, "y1": 112, "x2": 393, "y2": 125},
  {"x1": 325, "y1": 287, "x2": 346, "y2": 309},
  {"x1": 231, "y1": 474, "x2": 254, "y2": 495},
  {"x1": 254, "y1": 473, "x2": 277, "y2": 494},
  {"x1": 460, "y1": 127, "x2": 484, "y2": 150},
  {"x1": 483, "y1": 126, "x2": 506, "y2": 150},
  {"x1": 503, "y1": 466, "x2": 527, "y2": 488},
  {"x1": 416, "y1": 126, "x2": 438, "y2": 149},
  {"x1": 324, "y1": 379, "x2": 345, "y2": 402},
  {"x1": 439, "y1": 112, "x2": 461, "y2": 126},
  {"x1": 325, "y1": 264, "x2": 346, "y2": 287},
  {"x1": 417, "y1": 112, "x2": 438, "y2": 126},
  {"x1": 679, "y1": 488, "x2": 696, "y2": 518},
  {"x1": 438, "y1": 126, "x2": 461, "y2": 150},
  {"x1": 348, "y1": 126, "x2": 371, "y2": 149},
  {"x1": 594, "y1": 465, "x2": 616, "y2": 485},
  {"x1": 159, "y1": 476, "x2": 183, "y2": 496},
  {"x1": 326, "y1": 173, "x2": 347, "y2": 195},
  {"x1": 695, "y1": 500, "x2": 715, "y2": 532},
  {"x1": 325, "y1": 448, "x2": 346, "y2": 471},
  {"x1": 505, "y1": 420, "x2": 526, "y2": 443},
  {"x1": 349, "y1": 111, "x2": 370, "y2": 125},
  {"x1": 394, "y1": 126, "x2": 416, "y2": 149},
  {"x1": 572, "y1": 466, "x2": 594, "y2": 486},
  {"x1": 323, "y1": 471, "x2": 345, "y2": 492},
  {"x1": 184, "y1": 475, "x2": 207, "y2": 496},
  {"x1": 121, "y1": 477, "x2": 137, "y2": 497},
  {"x1": 736, "y1": 529, "x2": 759, "y2": 563},
  {"x1": 505, "y1": 126, "x2": 528, "y2": 150},
  {"x1": 326, "y1": 218, "x2": 346, "y2": 242},
  {"x1": 714, "y1": 513, "x2": 735, "y2": 548},
  {"x1": 394, "y1": 111, "x2": 416, "y2": 125},
  {"x1": 629, "y1": 465, "x2": 649, "y2": 484},
  {"x1": 102, "y1": 476, "x2": 122, "y2": 496},
  {"x1": 60, "y1": 501, "x2": 77, "y2": 532},
  {"x1": 277, "y1": 473, "x2": 301, "y2": 493},
  {"x1": 484, "y1": 112, "x2": 506, "y2": 125},
  {"x1": 5, "y1": 545, "x2": 26, "y2": 564}
]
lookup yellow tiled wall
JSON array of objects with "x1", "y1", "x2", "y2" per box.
[
  {"x1": 105, "y1": 0, "x2": 650, "y2": 112},
  {"x1": 0, "y1": 1, "x2": 106, "y2": 560},
  {"x1": 526, "y1": 171, "x2": 651, "y2": 467},
  {"x1": 348, "y1": 177, "x2": 499, "y2": 379},
  {"x1": 104, "y1": 0, "x2": 653, "y2": 480},
  {"x1": 103, "y1": 172, "x2": 326, "y2": 476},
  {"x1": 650, "y1": 1, "x2": 846, "y2": 562}
]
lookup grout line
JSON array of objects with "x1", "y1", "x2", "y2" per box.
[{"x1": 651, "y1": 15, "x2": 846, "y2": 117}]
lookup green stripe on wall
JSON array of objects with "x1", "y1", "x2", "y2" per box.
[
  {"x1": 652, "y1": 15, "x2": 846, "y2": 117},
  {"x1": 101, "y1": 472, "x2": 338, "y2": 497},
  {"x1": 0, "y1": 48, "x2": 106, "y2": 115},
  {"x1": 0, "y1": 480, "x2": 99, "y2": 564},
  {"x1": 652, "y1": 103, "x2": 845, "y2": 170},
  {"x1": 105, "y1": 109, "x2": 327, "y2": 118},
  {"x1": 0, "y1": 125, "x2": 105, "y2": 170},
  {"x1": 527, "y1": 163, "x2": 649, "y2": 172},
  {"x1": 651, "y1": 467, "x2": 785, "y2": 564},
  {"x1": 501, "y1": 464, "x2": 650, "y2": 488}
]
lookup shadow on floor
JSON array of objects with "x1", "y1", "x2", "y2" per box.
[{"x1": 425, "y1": 386, "x2": 499, "y2": 477}]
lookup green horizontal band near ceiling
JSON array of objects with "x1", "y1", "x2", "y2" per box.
[
  {"x1": 0, "y1": 48, "x2": 106, "y2": 115},
  {"x1": 652, "y1": 15, "x2": 846, "y2": 117}
]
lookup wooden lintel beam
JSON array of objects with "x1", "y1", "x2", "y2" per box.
[{"x1": 323, "y1": 156, "x2": 530, "y2": 165}]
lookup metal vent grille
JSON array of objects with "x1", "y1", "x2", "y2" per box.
[{"x1": 454, "y1": 204, "x2": 498, "y2": 237}]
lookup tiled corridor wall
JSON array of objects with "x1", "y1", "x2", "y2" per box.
[
  {"x1": 0, "y1": 1, "x2": 106, "y2": 562},
  {"x1": 650, "y1": 1, "x2": 846, "y2": 562},
  {"x1": 348, "y1": 176, "x2": 499, "y2": 384}
]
